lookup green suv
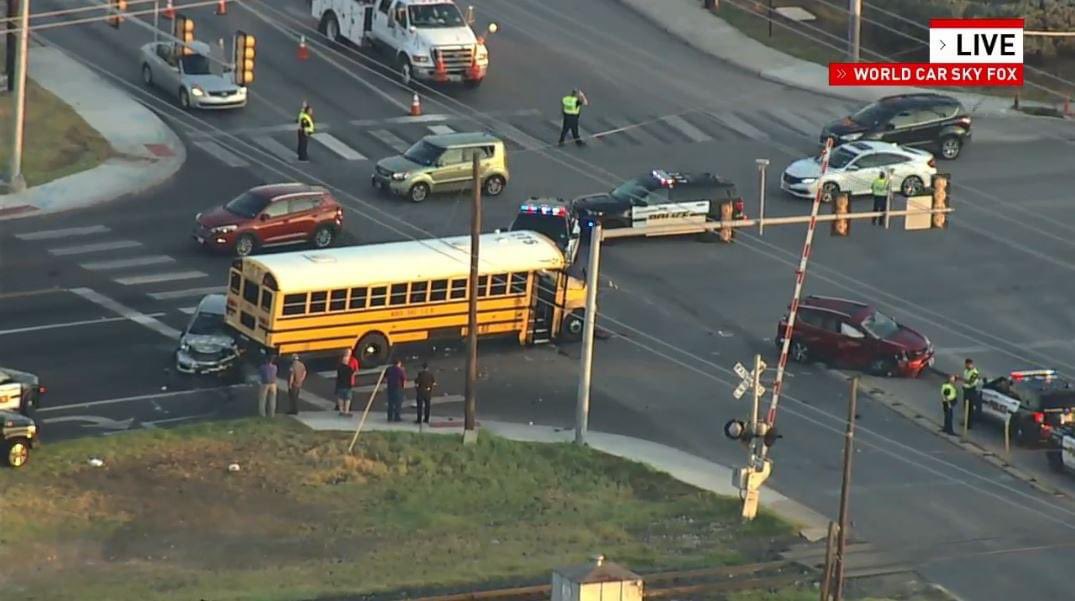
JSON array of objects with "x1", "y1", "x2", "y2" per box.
[
  {"x1": 372, "y1": 132, "x2": 509, "y2": 203},
  {"x1": 2, "y1": 410, "x2": 36, "y2": 468}
]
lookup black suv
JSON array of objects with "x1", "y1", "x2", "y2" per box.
[{"x1": 820, "y1": 94, "x2": 972, "y2": 160}]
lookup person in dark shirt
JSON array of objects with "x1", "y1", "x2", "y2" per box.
[
  {"x1": 385, "y1": 358, "x2": 406, "y2": 423},
  {"x1": 414, "y1": 362, "x2": 435, "y2": 424},
  {"x1": 335, "y1": 349, "x2": 356, "y2": 416}
]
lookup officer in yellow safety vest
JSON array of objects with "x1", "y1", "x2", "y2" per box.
[
  {"x1": 297, "y1": 102, "x2": 315, "y2": 162},
  {"x1": 558, "y1": 89, "x2": 588, "y2": 147},
  {"x1": 870, "y1": 170, "x2": 889, "y2": 226},
  {"x1": 941, "y1": 374, "x2": 958, "y2": 435},
  {"x1": 963, "y1": 358, "x2": 982, "y2": 429}
]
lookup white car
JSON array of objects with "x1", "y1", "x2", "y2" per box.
[
  {"x1": 140, "y1": 41, "x2": 247, "y2": 110},
  {"x1": 176, "y1": 294, "x2": 241, "y2": 375},
  {"x1": 781, "y1": 141, "x2": 936, "y2": 202}
]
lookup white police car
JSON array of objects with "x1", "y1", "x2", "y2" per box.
[
  {"x1": 1047, "y1": 427, "x2": 1075, "y2": 475},
  {"x1": 980, "y1": 369, "x2": 1075, "y2": 445},
  {"x1": 509, "y1": 199, "x2": 581, "y2": 265}
]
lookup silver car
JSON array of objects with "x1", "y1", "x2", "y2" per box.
[
  {"x1": 176, "y1": 294, "x2": 241, "y2": 375},
  {"x1": 140, "y1": 40, "x2": 247, "y2": 110}
]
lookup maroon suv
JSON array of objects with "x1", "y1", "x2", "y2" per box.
[
  {"x1": 776, "y1": 295, "x2": 933, "y2": 377},
  {"x1": 194, "y1": 183, "x2": 343, "y2": 256}
]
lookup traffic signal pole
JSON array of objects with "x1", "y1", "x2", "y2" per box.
[
  {"x1": 463, "y1": 153, "x2": 481, "y2": 444},
  {"x1": 832, "y1": 377, "x2": 859, "y2": 601},
  {"x1": 575, "y1": 222, "x2": 602, "y2": 446}
]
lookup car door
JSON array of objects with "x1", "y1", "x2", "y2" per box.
[
  {"x1": 431, "y1": 147, "x2": 468, "y2": 190},
  {"x1": 256, "y1": 198, "x2": 296, "y2": 244},
  {"x1": 795, "y1": 309, "x2": 831, "y2": 359},
  {"x1": 151, "y1": 43, "x2": 180, "y2": 91},
  {"x1": 285, "y1": 195, "x2": 323, "y2": 241},
  {"x1": 835, "y1": 320, "x2": 870, "y2": 369},
  {"x1": 841, "y1": 154, "x2": 879, "y2": 196},
  {"x1": 907, "y1": 106, "x2": 945, "y2": 145},
  {"x1": 881, "y1": 110, "x2": 921, "y2": 145},
  {"x1": 628, "y1": 187, "x2": 670, "y2": 228},
  {"x1": 460, "y1": 145, "x2": 491, "y2": 188}
]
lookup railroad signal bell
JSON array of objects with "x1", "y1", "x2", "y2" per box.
[
  {"x1": 931, "y1": 173, "x2": 949, "y2": 229},
  {"x1": 234, "y1": 31, "x2": 256, "y2": 86},
  {"x1": 174, "y1": 14, "x2": 195, "y2": 56},
  {"x1": 831, "y1": 192, "x2": 850, "y2": 236},
  {"x1": 108, "y1": 0, "x2": 127, "y2": 28}
]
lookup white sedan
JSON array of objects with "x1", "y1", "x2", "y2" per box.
[
  {"x1": 140, "y1": 41, "x2": 247, "y2": 110},
  {"x1": 781, "y1": 141, "x2": 936, "y2": 202}
]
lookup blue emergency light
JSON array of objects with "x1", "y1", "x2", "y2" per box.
[{"x1": 519, "y1": 204, "x2": 567, "y2": 217}]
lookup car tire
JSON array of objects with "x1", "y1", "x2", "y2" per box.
[
  {"x1": 790, "y1": 340, "x2": 810, "y2": 363},
  {"x1": 320, "y1": 13, "x2": 340, "y2": 41},
  {"x1": 561, "y1": 309, "x2": 585, "y2": 342},
  {"x1": 869, "y1": 357, "x2": 898, "y2": 378},
  {"x1": 483, "y1": 175, "x2": 506, "y2": 197},
  {"x1": 141, "y1": 64, "x2": 153, "y2": 87},
  {"x1": 398, "y1": 55, "x2": 413, "y2": 86},
  {"x1": 820, "y1": 182, "x2": 840, "y2": 203},
  {"x1": 355, "y1": 332, "x2": 390, "y2": 366},
  {"x1": 234, "y1": 234, "x2": 258, "y2": 257},
  {"x1": 3, "y1": 438, "x2": 31, "y2": 468},
  {"x1": 900, "y1": 175, "x2": 925, "y2": 197},
  {"x1": 939, "y1": 136, "x2": 962, "y2": 160},
  {"x1": 408, "y1": 182, "x2": 430, "y2": 203},
  {"x1": 310, "y1": 225, "x2": 335, "y2": 249},
  {"x1": 178, "y1": 88, "x2": 191, "y2": 110},
  {"x1": 1010, "y1": 417, "x2": 1033, "y2": 446}
]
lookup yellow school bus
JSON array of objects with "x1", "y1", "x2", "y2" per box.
[{"x1": 224, "y1": 230, "x2": 587, "y2": 363}]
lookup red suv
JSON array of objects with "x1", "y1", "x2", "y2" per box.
[
  {"x1": 194, "y1": 183, "x2": 343, "y2": 256},
  {"x1": 775, "y1": 295, "x2": 933, "y2": 377}
]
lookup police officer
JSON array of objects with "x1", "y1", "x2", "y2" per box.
[
  {"x1": 558, "y1": 89, "x2": 588, "y2": 147},
  {"x1": 297, "y1": 102, "x2": 315, "y2": 162},
  {"x1": 962, "y1": 358, "x2": 982, "y2": 429},
  {"x1": 940, "y1": 374, "x2": 958, "y2": 435},
  {"x1": 870, "y1": 170, "x2": 888, "y2": 226}
]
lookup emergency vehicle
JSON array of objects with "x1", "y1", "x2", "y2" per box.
[
  {"x1": 571, "y1": 170, "x2": 744, "y2": 234},
  {"x1": 508, "y1": 199, "x2": 581, "y2": 265},
  {"x1": 0, "y1": 366, "x2": 44, "y2": 419},
  {"x1": 979, "y1": 369, "x2": 1075, "y2": 445},
  {"x1": 1046, "y1": 426, "x2": 1075, "y2": 475},
  {"x1": 312, "y1": 0, "x2": 493, "y2": 86}
]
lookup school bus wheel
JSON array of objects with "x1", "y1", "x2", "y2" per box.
[
  {"x1": 355, "y1": 332, "x2": 390, "y2": 366},
  {"x1": 561, "y1": 309, "x2": 585, "y2": 342}
]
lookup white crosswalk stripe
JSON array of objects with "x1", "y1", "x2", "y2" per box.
[
  {"x1": 193, "y1": 139, "x2": 250, "y2": 168},
  {"x1": 148, "y1": 286, "x2": 224, "y2": 301},
  {"x1": 369, "y1": 128, "x2": 410, "y2": 153},
  {"x1": 16, "y1": 225, "x2": 110, "y2": 241},
  {"x1": 707, "y1": 111, "x2": 769, "y2": 140},
  {"x1": 114, "y1": 271, "x2": 208, "y2": 286},
  {"x1": 768, "y1": 108, "x2": 821, "y2": 137},
  {"x1": 49, "y1": 240, "x2": 142, "y2": 256},
  {"x1": 427, "y1": 124, "x2": 456, "y2": 135},
  {"x1": 661, "y1": 115, "x2": 712, "y2": 143},
  {"x1": 80, "y1": 255, "x2": 176, "y2": 271},
  {"x1": 254, "y1": 135, "x2": 296, "y2": 161},
  {"x1": 599, "y1": 116, "x2": 666, "y2": 145},
  {"x1": 406, "y1": 394, "x2": 464, "y2": 408},
  {"x1": 312, "y1": 133, "x2": 367, "y2": 161}
]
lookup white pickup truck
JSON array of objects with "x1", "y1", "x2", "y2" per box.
[{"x1": 312, "y1": 0, "x2": 492, "y2": 86}]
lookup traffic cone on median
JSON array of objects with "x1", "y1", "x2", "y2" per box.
[
  {"x1": 216, "y1": 0, "x2": 227, "y2": 15},
  {"x1": 410, "y1": 93, "x2": 422, "y2": 117},
  {"x1": 298, "y1": 35, "x2": 309, "y2": 61},
  {"x1": 162, "y1": 0, "x2": 175, "y2": 20}
]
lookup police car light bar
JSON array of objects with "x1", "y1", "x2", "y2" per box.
[
  {"x1": 519, "y1": 204, "x2": 567, "y2": 216},
  {"x1": 1010, "y1": 369, "x2": 1057, "y2": 381}
]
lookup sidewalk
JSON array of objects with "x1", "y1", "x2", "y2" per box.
[
  {"x1": 0, "y1": 42, "x2": 185, "y2": 220},
  {"x1": 617, "y1": 0, "x2": 1057, "y2": 117},
  {"x1": 294, "y1": 409, "x2": 832, "y2": 542}
]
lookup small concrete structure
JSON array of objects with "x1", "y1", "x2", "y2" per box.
[{"x1": 551, "y1": 555, "x2": 644, "y2": 601}]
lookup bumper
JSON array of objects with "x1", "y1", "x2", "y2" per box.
[
  {"x1": 176, "y1": 349, "x2": 239, "y2": 374},
  {"x1": 371, "y1": 174, "x2": 411, "y2": 196},
  {"x1": 415, "y1": 65, "x2": 487, "y2": 83},
  {"x1": 781, "y1": 178, "x2": 818, "y2": 199},
  {"x1": 901, "y1": 353, "x2": 935, "y2": 377},
  {"x1": 192, "y1": 228, "x2": 237, "y2": 252},
  {"x1": 190, "y1": 93, "x2": 248, "y2": 110}
]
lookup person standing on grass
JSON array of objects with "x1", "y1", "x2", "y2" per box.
[
  {"x1": 336, "y1": 349, "x2": 357, "y2": 416},
  {"x1": 287, "y1": 354, "x2": 307, "y2": 415},
  {"x1": 385, "y1": 358, "x2": 406, "y2": 423},
  {"x1": 414, "y1": 362, "x2": 435, "y2": 424},
  {"x1": 257, "y1": 354, "x2": 278, "y2": 417}
]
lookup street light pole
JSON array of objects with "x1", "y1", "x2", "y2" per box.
[
  {"x1": 575, "y1": 222, "x2": 602, "y2": 445},
  {"x1": 463, "y1": 153, "x2": 481, "y2": 444},
  {"x1": 848, "y1": 0, "x2": 862, "y2": 62},
  {"x1": 756, "y1": 158, "x2": 769, "y2": 235},
  {"x1": 6, "y1": 0, "x2": 29, "y2": 193}
]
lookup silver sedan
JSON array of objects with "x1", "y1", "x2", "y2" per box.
[{"x1": 139, "y1": 41, "x2": 247, "y2": 110}]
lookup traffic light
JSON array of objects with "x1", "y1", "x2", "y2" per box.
[
  {"x1": 174, "y1": 14, "x2": 195, "y2": 56},
  {"x1": 719, "y1": 200, "x2": 734, "y2": 242},
  {"x1": 107, "y1": 0, "x2": 127, "y2": 28},
  {"x1": 931, "y1": 173, "x2": 949, "y2": 229},
  {"x1": 830, "y1": 191, "x2": 850, "y2": 236},
  {"x1": 234, "y1": 31, "x2": 256, "y2": 86}
]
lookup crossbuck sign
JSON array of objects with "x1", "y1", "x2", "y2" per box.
[{"x1": 733, "y1": 359, "x2": 767, "y2": 400}]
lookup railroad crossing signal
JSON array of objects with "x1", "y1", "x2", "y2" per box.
[
  {"x1": 732, "y1": 359, "x2": 766, "y2": 399},
  {"x1": 108, "y1": 0, "x2": 127, "y2": 28}
]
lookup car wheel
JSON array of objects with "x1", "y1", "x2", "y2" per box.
[
  {"x1": 820, "y1": 182, "x2": 840, "y2": 203},
  {"x1": 178, "y1": 88, "x2": 191, "y2": 110},
  {"x1": 141, "y1": 64, "x2": 153, "y2": 87},
  {"x1": 408, "y1": 182, "x2": 430, "y2": 203},
  {"x1": 234, "y1": 234, "x2": 258, "y2": 257},
  {"x1": 398, "y1": 55, "x2": 413, "y2": 86},
  {"x1": 940, "y1": 136, "x2": 962, "y2": 160},
  {"x1": 3, "y1": 438, "x2": 30, "y2": 468},
  {"x1": 1011, "y1": 417, "x2": 1033, "y2": 446},
  {"x1": 311, "y1": 225, "x2": 335, "y2": 249},
  {"x1": 900, "y1": 175, "x2": 924, "y2": 197},
  {"x1": 355, "y1": 332, "x2": 390, "y2": 366},
  {"x1": 561, "y1": 309, "x2": 585, "y2": 342},
  {"x1": 790, "y1": 341, "x2": 810, "y2": 363},
  {"x1": 869, "y1": 357, "x2": 898, "y2": 377},
  {"x1": 483, "y1": 175, "x2": 506, "y2": 197}
]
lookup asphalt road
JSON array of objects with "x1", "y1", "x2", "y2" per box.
[{"x1": 4, "y1": 1, "x2": 1075, "y2": 599}]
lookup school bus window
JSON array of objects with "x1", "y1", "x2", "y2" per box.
[
  {"x1": 229, "y1": 271, "x2": 241, "y2": 293},
  {"x1": 510, "y1": 273, "x2": 527, "y2": 294},
  {"x1": 260, "y1": 290, "x2": 274, "y2": 312},
  {"x1": 430, "y1": 279, "x2": 449, "y2": 301},
  {"x1": 370, "y1": 286, "x2": 388, "y2": 307},
  {"x1": 449, "y1": 278, "x2": 467, "y2": 299},
  {"x1": 349, "y1": 287, "x2": 367, "y2": 310},
  {"x1": 477, "y1": 275, "x2": 490, "y2": 298},
  {"x1": 242, "y1": 278, "x2": 259, "y2": 304},
  {"x1": 390, "y1": 283, "x2": 408, "y2": 306},
  {"x1": 309, "y1": 291, "x2": 328, "y2": 313},
  {"x1": 490, "y1": 273, "x2": 508, "y2": 296},
  {"x1": 282, "y1": 293, "x2": 308, "y2": 316},
  {"x1": 410, "y1": 281, "x2": 429, "y2": 304},
  {"x1": 329, "y1": 289, "x2": 348, "y2": 312}
]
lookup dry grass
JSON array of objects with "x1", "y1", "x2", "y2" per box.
[{"x1": 0, "y1": 419, "x2": 794, "y2": 601}]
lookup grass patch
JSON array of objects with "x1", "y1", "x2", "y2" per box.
[
  {"x1": 715, "y1": 0, "x2": 846, "y2": 66},
  {"x1": 0, "y1": 419, "x2": 795, "y2": 601},
  {"x1": 0, "y1": 44, "x2": 112, "y2": 188}
]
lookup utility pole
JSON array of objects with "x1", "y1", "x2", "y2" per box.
[
  {"x1": 574, "y1": 222, "x2": 602, "y2": 445},
  {"x1": 755, "y1": 158, "x2": 769, "y2": 235},
  {"x1": 6, "y1": 0, "x2": 28, "y2": 193},
  {"x1": 848, "y1": 0, "x2": 862, "y2": 62},
  {"x1": 462, "y1": 153, "x2": 481, "y2": 444},
  {"x1": 5, "y1": 0, "x2": 15, "y2": 93},
  {"x1": 833, "y1": 377, "x2": 859, "y2": 601}
]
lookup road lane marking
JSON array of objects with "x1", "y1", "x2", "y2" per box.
[
  {"x1": 178, "y1": 306, "x2": 197, "y2": 314},
  {"x1": 368, "y1": 128, "x2": 410, "y2": 153},
  {"x1": 253, "y1": 135, "x2": 297, "y2": 161},
  {"x1": 311, "y1": 132, "x2": 367, "y2": 161},
  {"x1": 661, "y1": 115, "x2": 712, "y2": 143},
  {"x1": 114, "y1": 270, "x2": 207, "y2": 286},
  {"x1": 0, "y1": 287, "x2": 66, "y2": 300},
  {"x1": 70, "y1": 287, "x2": 181, "y2": 339},
  {"x1": 80, "y1": 255, "x2": 176, "y2": 271},
  {"x1": 405, "y1": 394, "x2": 464, "y2": 408},
  {"x1": 142, "y1": 412, "x2": 216, "y2": 428},
  {"x1": 707, "y1": 111, "x2": 769, "y2": 140},
  {"x1": 193, "y1": 139, "x2": 251, "y2": 168},
  {"x1": 317, "y1": 367, "x2": 388, "y2": 378},
  {"x1": 37, "y1": 386, "x2": 239, "y2": 413},
  {"x1": 767, "y1": 108, "x2": 821, "y2": 137},
  {"x1": 16, "y1": 225, "x2": 110, "y2": 240},
  {"x1": 427, "y1": 124, "x2": 456, "y2": 135},
  {"x1": 937, "y1": 340, "x2": 1074, "y2": 355},
  {"x1": 0, "y1": 313, "x2": 168, "y2": 336},
  {"x1": 49, "y1": 240, "x2": 142, "y2": 256},
  {"x1": 148, "y1": 286, "x2": 224, "y2": 300},
  {"x1": 597, "y1": 116, "x2": 665, "y2": 145}
]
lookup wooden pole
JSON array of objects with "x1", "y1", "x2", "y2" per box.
[
  {"x1": 819, "y1": 521, "x2": 839, "y2": 601},
  {"x1": 833, "y1": 377, "x2": 858, "y2": 601},
  {"x1": 348, "y1": 367, "x2": 387, "y2": 453},
  {"x1": 463, "y1": 153, "x2": 481, "y2": 443}
]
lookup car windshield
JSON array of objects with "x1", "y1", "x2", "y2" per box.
[
  {"x1": 180, "y1": 54, "x2": 212, "y2": 75},
  {"x1": 408, "y1": 3, "x2": 465, "y2": 28},
  {"x1": 821, "y1": 147, "x2": 858, "y2": 169},
  {"x1": 187, "y1": 311, "x2": 228, "y2": 337},
  {"x1": 609, "y1": 179, "x2": 656, "y2": 204},
  {"x1": 860, "y1": 309, "x2": 901, "y2": 339},
  {"x1": 403, "y1": 140, "x2": 444, "y2": 166},
  {"x1": 512, "y1": 213, "x2": 569, "y2": 249},
  {"x1": 850, "y1": 102, "x2": 892, "y2": 126},
  {"x1": 224, "y1": 191, "x2": 269, "y2": 218}
]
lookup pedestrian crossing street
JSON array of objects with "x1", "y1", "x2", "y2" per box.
[{"x1": 187, "y1": 102, "x2": 868, "y2": 168}]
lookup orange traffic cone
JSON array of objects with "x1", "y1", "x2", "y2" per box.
[
  {"x1": 410, "y1": 93, "x2": 422, "y2": 117},
  {"x1": 162, "y1": 0, "x2": 175, "y2": 20},
  {"x1": 297, "y1": 35, "x2": 309, "y2": 61},
  {"x1": 434, "y1": 54, "x2": 448, "y2": 82},
  {"x1": 216, "y1": 0, "x2": 227, "y2": 15}
]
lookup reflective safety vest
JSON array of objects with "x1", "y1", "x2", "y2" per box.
[
  {"x1": 562, "y1": 95, "x2": 581, "y2": 116},
  {"x1": 298, "y1": 111, "x2": 315, "y2": 135},
  {"x1": 963, "y1": 367, "x2": 980, "y2": 390},
  {"x1": 871, "y1": 176, "x2": 888, "y2": 197},
  {"x1": 941, "y1": 382, "x2": 957, "y2": 403}
]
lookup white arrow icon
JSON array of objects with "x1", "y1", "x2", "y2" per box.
[
  {"x1": 939, "y1": 40, "x2": 947, "y2": 50},
  {"x1": 42, "y1": 415, "x2": 135, "y2": 430}
]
